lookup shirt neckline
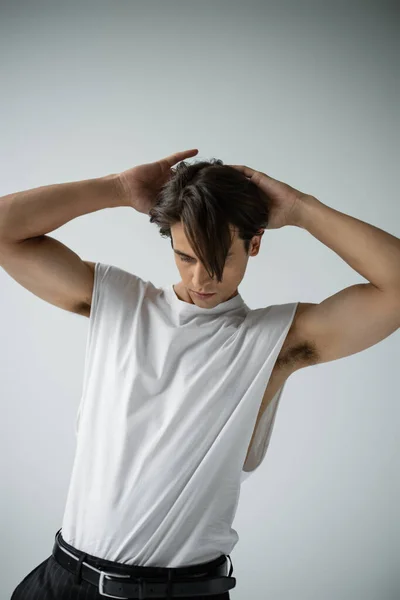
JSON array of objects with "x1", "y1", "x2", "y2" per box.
[{"x1": 163, "y1": 283, "x2": 245, "y2": 315}]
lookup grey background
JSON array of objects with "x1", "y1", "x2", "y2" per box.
[{"x1": 1, "y1": 1, "x2": 399, "y2": 598}]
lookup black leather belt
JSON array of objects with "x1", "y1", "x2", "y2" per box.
[{"x1": 52, "y1": 529, "x2": 236, "y2": 598}]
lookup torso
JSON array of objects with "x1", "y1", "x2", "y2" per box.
[
  {"x1": 244, "y1": 303, "x2": 315, "y2": 466},
  {"x1": 83, "y1": 286, "x2": 312, "y2": 470}
]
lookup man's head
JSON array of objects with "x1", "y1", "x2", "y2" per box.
[{"x1": 149, "y1": 158, "x2": 270, "y2": 307}]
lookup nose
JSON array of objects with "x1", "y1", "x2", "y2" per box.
[{"x1": 192, "y1": 264, "x2": 215, "y2": 289}]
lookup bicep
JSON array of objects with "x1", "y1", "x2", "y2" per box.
[
  {"x1": 292, "y1": 283, "x2": 400, "y2": 366},
  {"x1": 0, "y1": 235, "x2": 95, "y2": 316}
]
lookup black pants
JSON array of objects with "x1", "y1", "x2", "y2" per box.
[{"x1": 10, "y1": 531, "x2": 232, "y2": 599}]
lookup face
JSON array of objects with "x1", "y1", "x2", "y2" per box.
[{"x1": 170, "y1": 222, "x2": 262, "y2": 307}]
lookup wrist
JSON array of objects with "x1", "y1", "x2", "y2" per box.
[
  {"x1": 102, "y1": 173, "x2": 132, "y2": 208},
  {"x1": 290, "y1": 195, "x2": 320, "y2": 229}
]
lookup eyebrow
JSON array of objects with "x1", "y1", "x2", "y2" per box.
[{"x1": 174, "y1": 249, "x2": 233, "y2": 260}]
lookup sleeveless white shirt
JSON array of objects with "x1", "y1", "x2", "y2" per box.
[{"x1": 61, "y1": 262, "x2": 298, "y2": 566}]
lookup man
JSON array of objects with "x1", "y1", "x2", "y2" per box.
[{"x1": 2, "y1": 148, "x2": 400, "y2": 599}]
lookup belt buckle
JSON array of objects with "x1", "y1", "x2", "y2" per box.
[{"x1": 98, "y1": 569, "x2": 132, "y2": 599}]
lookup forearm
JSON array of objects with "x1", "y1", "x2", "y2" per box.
[
  {"x1": 293, "y1": 196, "x2": 400, "y2": 293},
  {"x1": 0, "y1": 173, "x2": 128, "y2": 243}
]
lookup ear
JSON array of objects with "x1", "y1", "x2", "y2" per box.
[
  {"x1": 250, "y1": 229, "x2": 264, "y2": 256},
  {"x1": 248, "y1": 236, "x2": 262, "y2": 257}
]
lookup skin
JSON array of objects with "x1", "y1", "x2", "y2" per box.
[{"x1": 170, "y1": 222, "x2": 263, "y2": 307}]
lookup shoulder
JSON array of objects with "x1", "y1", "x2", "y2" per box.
[
  {"x1": 92, "y1": 262, "x2": 147, "y2": 290},
  {"x1": 83, "y1": 262, "x2": 149, "y2": 314}
]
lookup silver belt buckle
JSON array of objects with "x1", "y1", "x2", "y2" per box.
[
  {"x1": 55, "y1": 531, "x2": 133, "y2": 599},
  {"x1": 98, "y1": 569, "x2": 132, "y2": 599}
]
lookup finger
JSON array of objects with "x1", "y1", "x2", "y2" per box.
[
  {"x1": 227, "y1": 164, "x2": 257, "y2": 178},
  {"x1": 163, "y1": 149, "x2": 199, "y2": 167},
  {"x1": 228, "y1": 164, "x2": 278, "y2": 188}
]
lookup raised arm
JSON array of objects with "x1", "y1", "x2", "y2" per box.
[
  {"x1": 0, "y1": 173, "x2": 127, "y2": 316},
  {"x1": 0, "y1": 148, "x2": 199, "y2": 316}
]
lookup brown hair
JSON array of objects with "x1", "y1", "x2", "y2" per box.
[{"x1": 149, "y1": 158, "x2": 269, "y2": 283}]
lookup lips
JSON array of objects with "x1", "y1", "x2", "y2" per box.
[{"x1": 192, "y1": 290, "x2": 215, "y2": 296}]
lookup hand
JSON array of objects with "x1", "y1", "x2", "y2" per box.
[
  {"x1": 227, "y1": 163, "x2": 313, "y2": 230},
  {"x1": 117, "y1": 148, "x2": 199, "y2": 214}
]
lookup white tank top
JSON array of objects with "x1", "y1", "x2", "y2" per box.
[{"x1": 61, "y1": 262, "x2": 298, "y2": 566}]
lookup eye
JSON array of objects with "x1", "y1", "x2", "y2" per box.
[{"x1": 180, "y1": 254, "x2": 232, "y2": 264}]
